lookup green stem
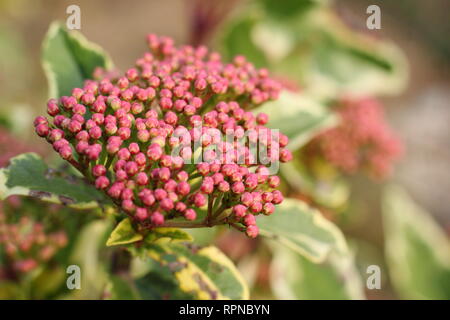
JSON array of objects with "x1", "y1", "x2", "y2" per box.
[
  {"x1": 105, "y1": 154, "x2": 115, "y2": 170},
  {"x1": 158, "y1": 221, "x2": 210, "y2": 228}
]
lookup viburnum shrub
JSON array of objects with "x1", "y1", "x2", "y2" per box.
[
  {"x1": 33, "y1": 34, "x2": 292, "y2": 238},
  {"x1": 306, "y1": 97, "x2": 403, "y2": 179}
]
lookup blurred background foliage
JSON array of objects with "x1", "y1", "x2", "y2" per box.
[{"x1": 0, "y1": 0, "x2": 449, "y2": 300}]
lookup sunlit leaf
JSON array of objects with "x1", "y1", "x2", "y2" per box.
[
  {"x1": 134, "y1": 243, "x2": 249, "y2": 300},
  {"x1": 106, "y1": 218, "x2": 143, "y2": 247},
  {"x1": 383, "y1": 185, "x2": 450, "y2": 299},
  {"x1": 42, "y1": 21, "x2": 113, "y2": 98},
  {"x1": 270, "y1": 242, "x2": 364, "y2": 299},
  {"x1": 65, "y1": 219, "x2": 113, "y2": 299},
  {"x1": 259, "y1": 90, "x2": 338, "y2": 150},
  {"x1": 106, "y1": 275, "x2": 140, "y2": 300},
  {"x1": 257, "y1": 198, "x2": 347, "y2": 263}
]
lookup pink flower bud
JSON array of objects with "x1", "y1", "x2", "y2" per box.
[
  {"x1": 268, "y1": 176, "x2": 280, "y2": 188},
  {"x1": 47, "y1": 100, "x2": 60, "y2": 116},
  {"x1": 75, "y1": 130, "x2": 89, "y2": 141},
  {"x1": 81, "y1": 93, "x2": 95, "y2": 105},
  {"x1": 154, "y1": 188, "x2": 168, "y2": 201},
  {"x1": 200, "y1": 177, "x2": 214, "y2": 194},
  {"x1": 126, "y1": 68, "x2": 138, "y2": 82},
  {"x1": 272, "y1": 190, "x2": 284, "y2": 204},
  {"x1": 164, "y1": 179, "x2": 177, "y2": 193},
  {"x1": 193, "y1": 193, "x2": 206, "y2": 207},
  {"x1": 246, "y1": 225, "x2": 259, "y2": 238},
  {"x1": 92, "y1": 164, "x2": 107, "y2": 177},
  {"x1": 95, "y1": 176, "x2": 110, "y2": 189},
  {"x1": 160, "y1": 198, "x2": 174, "y2": 211},
  {"x1": 59, "y1": 145, "x2": 72, "y2": 160},
  {"x1": 158, "y1": 167, "x2": 171, "y2": 182},
  {"x1": 280, "y1": 149, "x2": 293, "y2": 162},
  {"x1": 217, "y1": 181, "x2": 230, "y2": 192},
  {"x1": 231, "y1": 182, "x2": 245, "y2": 194},
  {"x1": 108, "y1": 182, "x2": 124, "y2": 199},
  {"x1": 241, "y1": 192, "x2": 253, "y2": 206},
  {"x1": 244, "y1": 214, "x2": 256, "y2": 226},
  {"x1": 118, "y1": 148, "x2": 131, "y2": 161},
  {"x1": 139, "y1": 189, "x2": 155, "y2": 206},
  {"x1": 136, "y1": 172, "x2": 149, "y2": 185},
  {"x1": 48, "y1": 129, "x2": 64, "y2": 142},
  {"x1": 125, "y1": 161, "x2": 139, "y2": 176},
  {"x1": 233, "y1": 205, "x2": 247, "y2": 218},
  {"x1": 160, "y1": 97, "x2": 173, "y2": 110},
  {"x1": 263, "y1": 202, "x2": 275, "y2": 215},
  {"x1": 89, "y1": 126, "x2": 102, "y2": 139},
  {"x1": 76, "y1": 141, "x2": 89, "y2": 153},
  {"x1": 122, "y1": 200, "x2": 135, "y2": 212},
  {"x1": 151, "y1": 211, "x2": 164, "y2": 225},
  {"x1": 136, "y1": 207, "x2": 148, "y2": 221},
  {"x1": 250, "y1": 201, "x2": 262, "y2": 213},
  {"x1": 184, "y1": 208, "x2": 196, "y2": 221},
  {"x1": 134, "y1": 152, "x2": 147, "y2": 166},
  {"x1": 35, "y1": 123, "x2": 49, "y2": 137},
  {"x1": 147, "y1": 143, "x2": 162, "y2": 161},
  {"x1": 53, "y1": 139, "x2": 68, "y2": 151},
  {"x1": 121, "y1": 188, "x2": 134, "y2": 200},
  {"x1": 86, "y1": 144, "x2": 102, "y2": 160}
]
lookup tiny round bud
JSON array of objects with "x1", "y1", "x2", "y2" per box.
[
  {"x1": 136, "y1": 172, "x2": 149, "y2": 186},
  {"x1": 136, "y1": 207, "x2": 148, "y2": 221},
  {"x1": 95, "y1": 176, "x2": 110, "y2": 189},
  {"x1": 272, "y1": 190, "x2": 284, "y2": 204},
  {"x1": 246, "y1": 225, "x2": 259, "y2": 238},
  {"x1": 233, "y1": 205, "x2": 247, "y2": 218},
  {"x1": 193, "y1": 193, "x2": 206, "y2": 207},
  {"x1": 184, "y1": 208, "x2": 196, "y2": 221},
  {"x1": 35, "y1": 123, "x2": 49, "y2": 137},
  {"x1": 92, "y1": 164, "x2": 107, "y2": 177},
  {"x1": 268, "y1": 175, "x2": 281, "y2": 188},
  {"x1": 151, "y1": 211, "x2": 165, "y2": 226},
  {"x1": 263, "y1": 202, "x2": 275, "y2": 215},
  {"x1": 231, "y1": 182, "x2": 245, "y2": 194},
  {"x1": 244, "y1": 214, "x2": 256, "y2": 226}
]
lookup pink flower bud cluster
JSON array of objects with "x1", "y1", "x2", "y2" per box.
[
  {"x1": 0, "y1": 203, "x2": 68, "y2": 274},
  {"x1": 307, "y1": 97, "x2": 403, "y2": 179},
  {"x1": 34, "y1": 34, "x2": 292, "y2": 238}
]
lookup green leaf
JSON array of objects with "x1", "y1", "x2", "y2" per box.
[
  {"x1": 300, "y1": 11, "x2": 408, "y2": 98},
  {"x1": 280, "y1": 160, "x2": 350, "y2": 210},
  {"x1": 65, "y1": 219, "x2": 113, "y2": 299},
  {"x1": 220, "y1": 8, "x2": 407, "y2": 99},
  {"x1": 0, "y1": 153, "x2": 107, "y2": 209},
  {"x1": 258, "y1": 91, "x2": 338, "y2": 151},
  {"x1": 257, "y1": 198, "x2": 347, "y2": 263},
  {"x1": 106, "y1": 218, "x2": 143, "y2": 247},
  {"x1": 145, "y1": 228, "x2": 193, "y2": 243},
  {"x1": 270, "y1": 242, "x2": 364, "y2": 299},
  {"x1": 106, "y1": 275, "x2": 141, "y2": 300},
  {"x1": 42, "y1": 21, "x2": 113, "y2": 98},
  {"x1": 220, "y1": 16, "x2": 268, "y2": 68},
  {"x1": 258, "y1": 0, "x2": 328, "y2": 20},
  {"x1": 136, "y1": 242, "x2": 249, "y2": 300},
  {"x1": 30, "y1": 266, "x2": 67, "y2": 299},
  {"x1": 106, "y1": 218, "x2": 193, "y2": 247},
  {"x1": 133, "y1": 259, "x2": 196, "y2": 300},
  {"x1": 383, "y1": 185, "x2": 450, "y2": 299}
]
